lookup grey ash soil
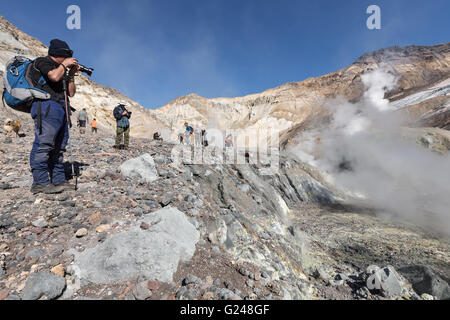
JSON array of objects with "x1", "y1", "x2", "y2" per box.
[{"x1": 0, "y1": 113, "x2": 449, "y2": 300}]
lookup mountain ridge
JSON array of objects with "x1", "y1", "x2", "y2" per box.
[{"x1": 0, "y1": 14, "x2": 449, "y2": 145}]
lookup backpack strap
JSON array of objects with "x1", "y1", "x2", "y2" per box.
[
  {"x1": 1, "y1": 90, "x2": 5, "y2": 109},
  {"x1": 37, "y1": 101, "x2": 42, "y2": 135}
]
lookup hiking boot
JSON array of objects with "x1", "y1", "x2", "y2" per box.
[
  {"x1": 55, "y1": 182, "x2": 75, "y2": 192},
  {"x1": 31, "y1": 184, "x2": 65, "y2": 195}
]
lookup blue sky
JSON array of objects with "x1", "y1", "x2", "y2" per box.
[{"x1": 1, "y1": 0, "x2": 449, "y2": 108}]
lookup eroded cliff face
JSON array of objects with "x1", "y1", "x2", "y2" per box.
[{"x1": 154, "y1": 43, "x2": 450, "y2": 147}]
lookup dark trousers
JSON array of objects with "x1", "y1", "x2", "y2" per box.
[{"x1": 30, "y1": 100, "x2": 69, "y2": 187}]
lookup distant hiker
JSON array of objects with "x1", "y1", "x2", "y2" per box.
[
  {"x1": 194, "y1": 128, "x2": 202, "y2": 147},
  {"x1": 113, "y1": 103, "x2": 131, "y2": 150},
  {"x1": 225, "y1": 134, "x2": 233, "y2": 148},
  {"x1": 184, "y1": 122, "x2": 194, "y2": 145},
  {"x1": 201, "y1": 129, "x2": 208, "y2": 147},
  {"x1": 29, "y1": 39, "x2": 80, "y2": 194},
  {"x1": 91, "y1": 118, "x2": 98, "y2": 134},
  {"x1": 178, "y1": 133, "x2": 184, "y2": 144},
  {"x1": 153, "y1": 132, "x2": 163, "y2": 141},
  {"x1": 77, "y1": 108, "x2": 88, "y2": 134}
]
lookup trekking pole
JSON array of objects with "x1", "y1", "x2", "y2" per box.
[{"x1": 62, "y1": 75, "x2": 77, "y2": 190}]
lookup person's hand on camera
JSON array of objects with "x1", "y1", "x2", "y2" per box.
[
  {"x1": 68, "y1": 64, "x2": 81, "y2": 76},
  {"x1": 62, "y1": 57, "x2": 78, "y2": 69},
  {"x1": 122, "y1": 110, "x2": 128, "y2": 116}
]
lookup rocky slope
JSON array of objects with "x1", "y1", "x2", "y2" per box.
[
  {"x1": 0, "y1": 15, "x2": 167, "y2": 138},
  {"x1": 0, "y1": 112, "x2": 449, "y2": 300}
]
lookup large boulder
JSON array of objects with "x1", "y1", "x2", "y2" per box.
[
  {"x1": 119, "y1": 153, "x2": 159, "y2": 183},
  {"x1": 366, "y1": 266, "x2": 403, "y2": 297},
  {"x1": 398, "y1": 265, "x2": 450, "y2": 300},
  {"x1": 73, "y1": 207, "x2": 199, "y2": 284}
]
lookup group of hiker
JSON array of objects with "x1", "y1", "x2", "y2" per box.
[
  {"x1": 178, "y1": 124, "x2": 233, "y2": 148},
  {"x1": 179, "y1": 122, "x2": 209, "y2": 147},
  {"x1": 2, "y1": 37, "x2": 232, "y2": 195}
]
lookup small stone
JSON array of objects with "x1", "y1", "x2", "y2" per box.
[
  {"x1": 202, "y1": 291, "x2": 214, "y2": 300},
  {"x1": 92, "y1": 201, "x2": 103, "y2": 208},
  {"x1": 132, "y1": 207, "x2": 144, "y2": 217},
  {"x1": 132, "y1": 281, "x2": 152, "y2": 300},
  {"x1": 329, "y1": 280, "x2": 345, "y2": 286},
  {"x1": 50, "y1": 264, "x2": 65, "y2": 278},
  {"x1": 252, "y1": 272, "x2": 262, "y2": 281},
  {"x1": 183, "y1": 274, "x2": 203, "y2": 286},
  {"x1": 75, "y1": 228, "x2": 88, "y2": 238},
  {"x1": 32, "y1": 218, "x2": 48, "y2": 228},
  {"x1": 239, "y1": 267, "x2": 250, "y2": 277},
  {"x1": 421, "y1": 293, "x2": 434, "y2": 300},
  {"x1": 140, "y1": 222, "x2": 150, "y2": 230},
  {"x1": 0, "y1": 291, "x2": 9, "y2": 300},
  {"x1": 147, "y1": 281, "x2": 161, "y2": 291},
  {"x1": 336, "y1": 273, "x2": 350, "y2": 281},
  {"x1": 161, "y1": 195, "x2": 173, "y2": 207},
  {"x1": 30, "y1": 227, "x2": 45, "y2": 234},
  {"x1": 88, "y1": 213, "x2": 102, "y2": 224},
  {"x1": 237, "y1": 184, "x2": 250, "y2": 193},
  {"x1": 246, "y1": 293, "x2": 258, "y2": 300},
  {"x1": 315, "y1": 266, "x2": 329, "y2": 282},
  {"x1": 205, "y1": 276, "x2": 214, "y2": 286},
  {"x1": 25, "y1": 248, "x2": 46, "y2": 260},
  {"x1": 96, "y1": 225, "x2": 110, "y2": 233}
]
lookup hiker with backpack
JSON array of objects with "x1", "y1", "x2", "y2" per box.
[
  {"x1": 184, "y1": 122, "x2": 194, "y2": 145},
  {"x1": 113, "y1": 103, "x2": 131, "y2": 150},
  {"x1": 77, "y1": 108, "x2": 88, "y2": 134},
  {"x1": 2, "y1": 39, "x2": 80, "y2": 194}
]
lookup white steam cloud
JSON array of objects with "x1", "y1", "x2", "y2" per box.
[{"x1": 292, "y1": 70, "x2": 450, "y2": 234}]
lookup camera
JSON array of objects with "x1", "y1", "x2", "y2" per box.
[
  {"x1": 123, "y1": 107, "x2": 132, "y2": 118},
  {"x1": 79, "y1": 64, "x2": 94, "y2": 77}
]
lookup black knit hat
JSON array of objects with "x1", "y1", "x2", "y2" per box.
[{"x1": 48, "y1": 39, "x2": 73, "y2": 58}]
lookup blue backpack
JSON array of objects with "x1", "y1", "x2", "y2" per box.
[{"x1": 2, "y1": 56, "x2": 51, "y2": 113}]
